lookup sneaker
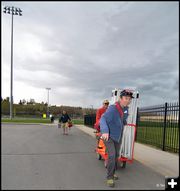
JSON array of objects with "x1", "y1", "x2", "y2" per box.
[
  {"x1": 106, "y1": 179, "x2": 114, "y2": 187},
  {"x1": 113, "y1": 174, "x2": 118, "y2": 180}
]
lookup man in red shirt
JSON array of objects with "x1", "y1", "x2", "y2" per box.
[{"x1": 94, "y1": 99, "x2": 109, "y2": 132}]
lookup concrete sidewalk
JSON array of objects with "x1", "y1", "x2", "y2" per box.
[{"x1": 75, "y1": 124, "x2": 179, "y2": 177}]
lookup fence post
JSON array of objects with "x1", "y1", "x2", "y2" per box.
[
  {"x1": 135, "y1": 107, "x2": 139, "y2": 141},
  {"x1": 162, "y1": 102, "x2": 168, "y2": 151}
]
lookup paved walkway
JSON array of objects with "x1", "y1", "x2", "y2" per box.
[
  {"x1": 2, "y1": 123, "x2": 167, "y2": 190},
  {"x1": 76, "y1": 125, "x2": 179, "y2": 177}
]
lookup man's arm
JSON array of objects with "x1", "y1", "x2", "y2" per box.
[
  {"x1": 67, "y1": 114, "x2": 71, "y2": 121},
  {"x1": 94, "y1": 109, "x2": 101, "y2": 130},
  {"x1": 96, "y1": 109, "x2": 101, "y2": 124},
  {"x1": 59, "y1": 116, "x2": 62, "y2": 123},
  {"x1": 100, "y1": 105, "x2": 114, "y2": 134}
]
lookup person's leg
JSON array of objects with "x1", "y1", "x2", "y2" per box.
[
  {"x1": 114, "y1": 140, "x2": 121, "y2": 175},
  {"x1": 62, "y1": 123, "x2": 65, "y2": 134},
  {"x1": 115, "y1": 130, "x2": 124, "y2": 171},
  {"x1": 65, "y1": 122, "x2": 69, "y2": 135},
  {"x1": 104, "y1": 138, "x2": 116, "y2": 180}
]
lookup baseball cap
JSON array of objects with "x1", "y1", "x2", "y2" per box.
[{"x1": 120, "y1": 89, "x2": 134, "y2": 98}]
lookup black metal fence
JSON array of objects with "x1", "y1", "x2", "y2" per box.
[
  {"x1": 84, "y1": 114, "x2": 96, "y2": 128},
  {"x1": 84, "y1": 102, "x2": 179, "y2": 153},
  {"x1": 136, "y1": 102, "x2": 179, "y2": 153}
]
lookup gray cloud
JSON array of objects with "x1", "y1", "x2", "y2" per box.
[{"x1": 2, "y1": 1, "x2": 179, "y2": 108}]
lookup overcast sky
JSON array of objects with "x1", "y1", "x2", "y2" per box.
[{"x1": 1, "y1": 1, "x2": 179, "y2": 108}]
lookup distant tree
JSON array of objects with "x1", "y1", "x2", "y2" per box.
[
  {"x1": 22, "y1": 99, "x2": 26, "y2": 105},
  {"x1": 29, "y1": 98, "x2": 35, "y2": 104},
  {"x1": 2, "y1": 98, "x2": 85, "y2": 119},
  {"x1": 19, "y1": 100, "x2": 23, "y2": 105},
  {"x1": 6, "y1": 97, "x2": 10, "y2": 102},
  {"x1": 1, "y1": 97, "x2": 10, "y2": 115},
  {"x1": 27, "y1": 98, "x2": 35, "y2": 105}
]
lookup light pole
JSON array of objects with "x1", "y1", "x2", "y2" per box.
[
  {"x1": 3, "y1": 6, "x2": 22, "y2": 119},
  {"x1": 45, "y1": 88, "x2": 51, "y2": 118},
  {"x1": 90, "y1": 105, "x2": 93, "y2": 114}
]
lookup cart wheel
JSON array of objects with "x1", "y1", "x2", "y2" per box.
[
  {"x1": 104, "y1": 160, "x2": 108, "y2": 168},
  {"x1": 97, "y1": 153, "x2": 102, "y2": 160},
  {"x1": 120, "y1": 161, "x2": 126, "y2": 168}
]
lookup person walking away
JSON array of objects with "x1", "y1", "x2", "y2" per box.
[
  {"x1": 100, "y1": 89, "x2": 133, "y2": 187},
  {"x1": 59, "y1": 110, "x2": 71, "y2": 135}
]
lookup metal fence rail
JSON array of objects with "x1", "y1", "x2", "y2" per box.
[{"x1": 136, "y1": 102, "x2": 179, "y2": 153}]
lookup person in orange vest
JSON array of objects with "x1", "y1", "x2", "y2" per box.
[{"x1": 94, "y1": 99, "x2": 109, "y2": 132}]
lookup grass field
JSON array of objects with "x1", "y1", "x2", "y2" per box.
[
  {"x1": 1, "y1": 118, "x2": 84, "y2": 125},
  {"x1": 72, "y1": 119, "x2": 84, "y2": 125},
  {"x1": 136, "y1": 121, "x2": 179, "y2": 153},
  {"x1": 138, "y1": 121, "x2": 178, "y2": 128},
  {"x1": 1, "y1": 118, "x2": 51, "y2": 124}
]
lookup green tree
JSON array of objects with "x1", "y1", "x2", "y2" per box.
[{"x1": 19, "y1": 100, "x2": 23, "y2": 105}]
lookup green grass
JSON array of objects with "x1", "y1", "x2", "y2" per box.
[
  {"x1": 138, "y1": 121, "x2": 179, "y2": 128},
  {"x1": 1, "y1": 118, "x2": 51, "y2": 124},
  {"x1": 72, "y1": 119, "x2": 84, "y2": 125},
  {"x1": 136, "y1": 125, "x2": 179, "y2": 153}
]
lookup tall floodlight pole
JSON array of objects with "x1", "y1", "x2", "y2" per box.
[
  {"x1": 90, "y1": 105, "x2": 93, "y2": 114},
  {"x1": 46, "y1": 88, "x2": 51, "y2": 118},
  {"x1": 3, "y1": 6, "x2": 22, "y2": 119}
]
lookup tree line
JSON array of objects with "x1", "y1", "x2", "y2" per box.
[{"x1": 1, "y1": 97, "x2": 96, "y2": 119}]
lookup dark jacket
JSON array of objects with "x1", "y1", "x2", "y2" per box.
[{"x1": 59, "y1": 114, "x2": 71, "y2": 123}]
